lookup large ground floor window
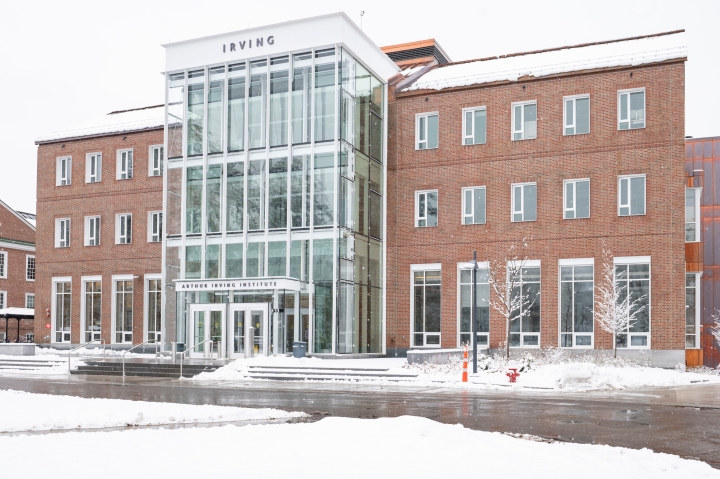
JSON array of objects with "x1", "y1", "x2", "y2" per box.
[
  {"x1": 148, "y1": 278, "x2": 162, "y2": 343},
  {"x1": 559, "y1": 263, "x2": 593, "y2": 348},
  {"x1": 686, "y1": 273, "x2": 700, "y2": 349},
  {"x1": 458, "y1": 267, "x2": 489, "y2": 346},
  {"x1": 614, "y1": 262, "x2": 650, "y2": 348},
  {"x1": 84, "y1": 280, "x2": 102, "y2": 342},
  {"x1": 509, "y1": 265, "x2": 540, "y2": 347},
  {"x1": 115, "y1": 279, "x2": 134, "y2": 343},
  {"x1": 55, "y1": 280, "x2": 71, "y2": 342},
  {"x1": 412, "y1": 267, "x2": 441, "y2": 347}
]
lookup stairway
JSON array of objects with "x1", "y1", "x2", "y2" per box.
[
  {"x1": 70, "y1": 360, "x2": 220, "y2": 378},
  {"x1": 0, "y1": 359, "x2": 65, "y2": 371},
  {"x1": 242, "y1": 364, "x2": 418, "y2": 381}
]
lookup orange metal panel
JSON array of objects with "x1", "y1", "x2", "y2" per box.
[{"x1": 686, "y1": 349, "x2": 703, "y2": 368}]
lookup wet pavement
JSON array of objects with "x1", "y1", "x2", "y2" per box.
[{"x1": 2, "y1": 375, "x2": 719, "y2": 468}]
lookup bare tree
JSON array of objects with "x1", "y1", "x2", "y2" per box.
[
  {"x1": 709, "y1": 310, "x2": 720, "y2": 346},
  {"x1": 594, "y1": 246, "x2": 647, "y2": 358},
  {"x1": 486, "y1": 238, "x2": 538, "y2": 359}
]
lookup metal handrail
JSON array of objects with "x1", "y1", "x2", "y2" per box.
[
  {"x1": 179, "y1": 340, "x2": 214, "y2": 379},
  {"x1": 122, "y1": 340, "x2": 159, "y2": 378},
  {"x1": 67, "y1": 340, "x2": 104, "y2": 373}
]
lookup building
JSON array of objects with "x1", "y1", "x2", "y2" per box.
[
  {"x1": 0, "y1": 200, "x2": 36, "y2": 342},
  {"x1": 35, "y1": 106, "x2": 164, "y2": 348}
]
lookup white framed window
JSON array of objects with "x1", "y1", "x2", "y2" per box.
[
  {"x1": 614, "y1": 258, "x2": 651, "y2": 348},
  {"x1": 113, "y1": 276, "x2": 134, "y2": 344},
  {"x1": 148, "y1": 211, "x2": 162, "y2": 243},
  {"x1": 462, "y1": 107, "x2": 487, "y2": 145},
  {"x1": 416, "y1": 112, "x2": 438, "y2": 150},
  {"x1": 149, "y1": 146, "x2": 164, "y2": 177},
  {"x1": 563, "y1": 95, "x2": 590, "y2": 135},
  {"x1": 25, "y1": 255, "x2": 35, "y2": 281},
  {"x1": 116, "y1": 214, "x2": 132, "y2": 244},
  {"x1": 457, "y1": 262, "x2": 490, "y2": 347},
  {"x1": 56, "y1": 156, "x2": 72, "y2": 186},
  {"x1": 511, "y1": 182, "x2": 537, "y2": 222},
  {"x1": 686, "y1": 187, "x2": 701, "y2": 242},
  {"x1": 84, "y1": 216, "x2": 101, "y2": 246},
  {"x1": 0, "y1": 291, "x2": 5, "y2": 310},
  {"x1": 145, "y1": 274, "x2": 162, "y2": 343},
  {"x1": 563, "y1": 179, "x2": 590, "y2": 219},
  {"x1": 559, "y1": 259, "x2": 594, "y2": 348},
  {"x1": 0, "y1": 251, "x2": 6, "y2": 278},
  {"x1": 618, "y1": 88, "x2": 645, "y2": 130},
  {"x1": 411, "y1": 264, "x2": 442, "y2": 347},
  {"x1": 55, "y1": 218, "x2": 70, "y2": 248},
  {"x1": 117, "y1": 149, "x2": 133, "y2": 180},
  {"x1": 512, "y1": 101, "x2": 537, "y2": 140},
  {"x1": 462, "y1": 186, "x2": 486, "y2": 225},
  {"x1": 26, "y1": 333, "x2": 34, "y2": 343},
  {"x1": 53, "y1": 278, "x2": 72, "y2": 343},
  {"x1": 686, "y1": 272, "x2": 701, "y2": 349},
  {"x1": 25, "y1": 293, "x2": 35, "y2": 309},
  {"x1": 618, "y1": 175, "x2": 646, "y2": 216},
  {"x1": 82, "y1": 277, "x2": 102, "y2": 343},
  {"x1": 509, "y1": 262, "x2": 541, "y2": 347},
  {"x1": 86, "y1": 153, "x2": 102, "y2": 183},
  {"x1": 416, "y1": 190, "x2": 438, "y2": 227}
]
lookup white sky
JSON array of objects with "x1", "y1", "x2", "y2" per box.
[{"x1": 1, "y1": 0, "x2": 717, "y2": 214}]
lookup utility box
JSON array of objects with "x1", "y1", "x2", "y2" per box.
[
  {"x1": 176, "y1": 342, "x2": 185, "y2": 353},
  {"x1": 245, "y1": 325, "x2": 255, "y2": 358},
  {"x1": 293, "y1": 341, "x2": 307, "y2": 358}
]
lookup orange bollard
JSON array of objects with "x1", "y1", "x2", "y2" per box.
[{"x1": 462, "y1": 345, "x2": 469, "y2": 382}]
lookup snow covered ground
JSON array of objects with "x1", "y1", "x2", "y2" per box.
[
  {"x1": 0, "y1": 390, "x2": 305, "y2": 433},
  {"x1": 1, "y1": 415, "x2": 717, "y2": 478}
]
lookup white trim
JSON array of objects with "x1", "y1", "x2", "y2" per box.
[
  {"x1": 85, "y1": 152, "x2": 102, "y2": 183},
  {"x1": 506, "y1": 261, "x2": 541, "y2": 348},
  {"x1": 51, "y1": 276, "x2": 72, "y2": 344},
  {"x1": 685, "y1": 187, "x2": 701, "y2": 242},
  {"x1": 415, "y1": 111, "x2": 439, "y2": 150},
  {"x1": 613, "y1": 256, "x2": 651, "y2": 264},
  {"x1": 0, "y1": 241, "x2": 35, "y2": 253},
  {"x1": 80, "y1": 276, "x2": 102, "y2": 343},
  {"x1": 25, "y1": 254, "x2": 35, "y2": 281},
  {"x1": 557, "y1": 260, "x2": 595, "y2": 349},
  {"x1": 111, "y1": 275, "x2": 135, "y2": 344},
  {"x1": 0, "y1": 291, "x2": 6, "y2": 310},
  {"x1": 461, "y1": 186, "x2": 486, "y2": 225},
  {"x1": 116, "y1": 148, "x2": 134, "y2": 180},
  {"x1": 613, "y1": 259, "x2": 651, "y2": 349},
  {"x1": 84, "y1": 216, "x2": 101, "y2": 246},
  {"x1": 409, "y1": 265, "x2": 443, "y2": 348},
  {"x1": 461, "y1": 106, "x2": 487, "y2": 146},
  {"x1": 457, "y1": 261, "x2": 489, "y2": 270},
  {"x1": 411, "y1": 263, "x2": 441, "y2": 271},
  {"x1": 24, "y1": 293, "x2": 35, "y2": 309},
  {"x1": 56, "y1": 156, "x2": 72, "y2": 186},
  {"x1": 148, "y1": 211, "x2": 162, "y2": 242},
  {"x1": 415, "y1": 189, "x2": 438, "y2": 227},
  {"x1": 144, "y1": 273, "x2": 162, "y2": 343},
  {"x1": 0, "y1": 251, "x2": 6, "y2": 278},
  {"x1": 617, "y1": 87, "x2": 646, "y2": 130},
  {"x1": 562, "y1": 94, "x2": 590, "y2": 136},
  {"x1": 511, "y1": 100, "x2": 537, "y2": 141},
  {"x1": 149, "y1": 145, "x2": 164, "y2": 177},
  {"x1": 456, "y1": 262, "x2": 490, "y2": 348},
  {"x1": 617, "y1": 174, "x2": 647, "y2": 217},
  {"x1": 116, "y1": 213, "x2": 132, "y2": 244},
  {"x1": 563, "y1": 178, "x2": 590, "y2": 220},
  {"x1": 55, "y1": 218, "x2": 71, "y2": 248},
  {"x1": 511, "y1": 182, "x2": 537, "y2": 222},
  {"x1": 558, "y1": 257, "x2": 594, "y2": 266}
]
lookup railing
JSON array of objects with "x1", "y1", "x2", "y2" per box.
[
  {"x1": 179, "y1": 340, "x2": 215, "y2": 379},
  {"x1": 67, "y1": 340, "x2": 105, "y2": 373},
  {"x1": 122, "y1": 340, "x2": 159, "y2": 379}
]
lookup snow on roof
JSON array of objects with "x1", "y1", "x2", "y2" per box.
[
  {"x1": 403, "y1": 31, "x2": 687, "y2": 92},
  {"x1": 0, "y1": 307, "x2": 34, "y2": 318},
  {"x1": 36, "y1": 105, "x2": 164, "y2": 143},
  {"x1": 16, "y1": 212, "x2": 36, "y2": 228}
]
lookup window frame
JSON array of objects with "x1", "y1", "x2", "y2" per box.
[
  {"x1": 84, "y1": 216, "x2": 101, "y2": 246},
  {"x1": 81, "y1": 276, "x2": 102, "y2": 343},
  {"x1": 149, "y1": 145, "x2": 164, "y2": 177},
  {"x1": 563, "y1": 178, "x2": 590, "y2": 220},
  {"x1": 563, "y1": 94, "x2": 590, "y2": 136},
  {"x1": 618, "y1": 174, "x2": 647, "y2": 217},
  {"x1": 0, "y1": 290, "x2": 5, "y2": 310},
  {"x1": 617, "y1": 88, "x2": 646, "y2": 130},
  {"x1": 25, "y1": 293, "x2": 35, "y2": 309},
  {"x1": 461, "y1": 186, "x2": 486, "y2": 225},
  {"x1": 116, "y1": 213, "x2": 132, "y2": 244},
  {"x1": 52, "y1": 277, "x2": 72, "y2": 343},
  {"x1": 685, "y1": 187, "x2": 701, "y2": 242},
  {"x1": 56, "y1": 156, "x2": 72, "y2": 186},
  {"x1": 558, "y1": 258, "x2": 595, "y2": 349},
  {"x1": 85, "y1": 152, "x2": 102, "y2": 183},
  {"x1": 55, "y1": 218, "x2": 71, "y2": 248},
  {"x1": 144, "y1": 273, "x2": 162, "y2": 343},
  {"x1": 461, "y1": 106, "x2": 487, "y2": 146},
  {"x1": 511, "y1": 100, "x2": 537, "y2": 141},
  {"x1": 511, "y1": 182, "x2": 537, "y2": 223},
  {"x1": 415, "y1": 112, "x2": 439, "y2": 150},
  {"x1": 415, "y1": 190, "x2": 438, "y2": 227},
  {"x1": 686, "y1": 272, "x2": 701, "y2": 349},
  {"x1": 25, "y1": 255, "x2": 35, "y2": 282},
  {"x1": 0, "y1": 251, "x2": 6, "y2": 278},
  {"x1": 410, "y1": 264, "x2": 442, "y2": 348},
  {"x1": 116, "y1": 148, "x2": 134, "y2": 180},
  {"x1": 148, "y1": 211, "x2": 163, "y2": 243},
  {"x1": 112, "y1": 275, "x2": 134, "y2": 344},
  {"x1": 613, "y1": 256, "x2": 651, "y2": 349},
  {"x1": 456, "y1": 261, "x2": 490, "y2": 347},
  {"x1": 508, "y1": 260, "x2": 541, "y2": 348}
]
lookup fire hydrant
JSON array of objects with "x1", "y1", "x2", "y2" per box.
[{"x1": 506, "y1": 368, "x2": 520, "y2": 383}]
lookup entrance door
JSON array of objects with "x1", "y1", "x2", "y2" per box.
[
  {"x1": 227, "y1": 303, "x2": 267, "y2": 358},
  {"x1": 189, "y1": 304, "x2": 225, "y2": 358}
]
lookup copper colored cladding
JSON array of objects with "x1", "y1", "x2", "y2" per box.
[{"x1": 686, "y1": 136, "x2": 720, "y2": 367}]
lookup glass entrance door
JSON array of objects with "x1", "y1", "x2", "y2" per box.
[
  {"x1": 227, "y1": 303, "x2": 267, "y2": 358},
  {"x1": 189, "y1": 305, "x2": 225, "y2": 358}
]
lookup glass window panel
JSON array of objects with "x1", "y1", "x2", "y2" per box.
[
  {"x1": 187, "y1": 78, "x2": 204, "y2": 156},
  {"x1": 464, "y1": 189, "x2": 472, "y2": 218},
  {"x1": 227, "y1": 64, "x2": 246, "y2": 152},
  {"x1": 576, "y1": 97, "x2": 589, "y2": 134},
  {"x1": 523, "y1": 184, "x2": 537, "y2": 221},
  {"x1": 226, "y1": 162, "x2": 244, "y2": 232},
  {"x1": 464, "y1": 111, "x2": 472, "y2": 139},
  {"x1": 246, "y1": 242, "x2": 265, "y2": 277},
  {"x1": 205, "y1": 244, "x2": 221, "y2": 279},
  {"x1": 207, "y1": 78, "x2": 224, "y2": 154},
  {"x1": 576, "y1": 180, "x2": 590, "y2": 218},
  {"x1": 418, "y1": 116, "x2": 426, "y2": 148},
  {"x1": 565, "y1": 181, "x2": 574, "y2": 218},
  {"x1": 292, "y1": 52, "x2": 312, "y2": 144},
  {"x1": 427, "y1": 192, "x2": 438, "y2": 226},
  {"x1": 248, "y1": 60, "x2": 267, "y2": 149},
  {"x1": 269, "y1": 58, "x2": 289, "y2": 147},
  {"x1": 630, "y1": 177, "x2": 645, "y2": 215},
  {"x1": 225, "y1": 243, "x2": 243, "y2": 278},
  {"x1": 370, "y1": 112, "x2": 382, "y2": 161},
  {"x1": 290, "y1": 239, "x2": 309, "y2": 281},
  {"x1": 312, "y1": 238, "x2": 334, "y2": 282},
  {"x1": 313, "y1": 153, "x2": 335, "y2": 226},
  {"x1": 514, "y1": 105, "x2": 521, "y2": 132},
  {"x1": 314, "y1": 49, "x2": 336, "y2": 142},
  {"x1": 565, "y1": 98, "x2": 573, "y2": 130},
  {"x1": 369, "y1": 191, "x2": 383, "y2": 239},
  {"x1": 630, "y1": 91, "x2": 645, "y2": 128},
  {"x1": 268, "y1": 241, "x2": 287, "y2": 276},
  {"x1": 474, "y1": 188, "x2": 486, "y2": 224},
  {"x1": 167, "y1": 73, "x2": 185, "y2": 159},
  {"x1": 620, "y1": 93, "x2": 628, "y2": 121},
  {"x1": 206, "y1": 164, "x2": 222, "y2": 233},
  {"x1": 524, "y1": 104, "x2": 537, "y2": 139},
  {"x1": 248, "y1": 160, "x2": 266, "y2": 230},
  {"x1": 291, "y1": 155, "x2": 311, "y2": 228},
  {"x1": 185, "y1": 245, "x2": 201, "y2": 279},
  {"x1": 369, "y1": 159, "x2": 382, "y2": 194},
  {"x1": 186, "y1": 166, "x2": 203, "y2": 234},
  {"x1": 427, "y1": 115, "x2": 439, "y2": 149},
  {"x1": 474, "y1": 109, "x2": 486, "y2": 144},
  {"x1": 268, "y1": 157, "x2": 288, "y2": 229}
]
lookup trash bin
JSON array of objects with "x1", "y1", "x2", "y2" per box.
[
  {"x1": 293, "y1": 341, "x2": 307, "y2": 358},
  {"x1": 176, "y1": 342, "x2": 185, "y2": 353}
]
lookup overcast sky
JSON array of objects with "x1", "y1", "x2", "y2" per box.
[{"x1": 1, "y1": 0, "x2": 717, "y2": 214}]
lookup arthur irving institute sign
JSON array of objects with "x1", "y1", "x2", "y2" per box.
[
  {"x1": 175, "y1": 277, "x2": 305, "y2": 291},
  {"x1": 223, "y1": 36, "x2": 275, "y2": 53}
]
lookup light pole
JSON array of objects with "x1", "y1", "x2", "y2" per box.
[{"x1": 471, "y1": 250, "x2": 478, "y2": 374}]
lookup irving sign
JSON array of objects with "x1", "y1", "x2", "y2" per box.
[
  {"x1": 175, "y1": 277, "x2": 306, "y2": 292},
  {"x1": 223, "y1": 36, "x2": 275, "y2": 53}
]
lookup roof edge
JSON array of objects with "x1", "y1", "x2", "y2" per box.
[
  {"x1": 0, "y1": 199, "x2": 36, "y2": 232},
  {"x1": 35, "y1": 125, "x2": 164, "y2": 146}
]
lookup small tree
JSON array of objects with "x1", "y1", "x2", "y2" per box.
[
  {"x1": 595, "y1": 246, "x2": 647, "y2": 358},
  {"x1": 710, "y1": 311, "x2": 720, "y2": 347},
  {"x1": 487, "y1": 238, "x2": 538, "y2": 359}
]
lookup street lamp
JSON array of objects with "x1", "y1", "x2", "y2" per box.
[{"x1": 469, "y1": 250, "x2": 478, "y2": 374}]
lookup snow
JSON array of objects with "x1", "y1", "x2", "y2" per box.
[
  {"x1": 36, "y1": 105, "x2": 164, "y2": 143},
  {"x1": 0, "y1": 390, "x2": 305, "y2": 433},
  {"x1": 1, "y1": 415, "x2": 717, "y2": 478},
  {"x1": 405, "y1": 31, "x2": 687, "y2": 91}
]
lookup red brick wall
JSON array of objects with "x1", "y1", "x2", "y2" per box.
[
  {"x1": 35, "y1": 129, "x2": 163, "y2": 345},
  {"x1": 0, "y1": 204, "x2": 35, "y2": 244},
  {"x1": 386, "y1": 62, "x2": 686, "y2": 351}
]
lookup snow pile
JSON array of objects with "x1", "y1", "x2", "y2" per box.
[
  {"x1": 405, "y1": 31, "x2": 686, "y2": 91},
  {"x1": 2, "y1": 416, "x2": 717, "y2": 478},
  {"x1": 0, "y1": 390, "x2": 305, "y2": 433}
]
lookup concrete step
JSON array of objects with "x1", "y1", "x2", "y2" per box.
[
  {"x1": 245, "y1": 373, "x2": 417, "y2": 382},
  {"x1": 245, "y1": 367, "x2": 416, "y2": 378},
  {"x1": 247, "y1": 365, "x2": 391, "y2": 372},
  {"x1": 71, "y1": 361, "x2": 220, "y2": 378}
]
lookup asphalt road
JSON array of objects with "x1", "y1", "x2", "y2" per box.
[{"x1": 2, "y1": 376, "x2": 719, "y2": 468}]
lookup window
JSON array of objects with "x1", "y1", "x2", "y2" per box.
[
  {"x1": 686, "y1": 187, "x2": 701, "y2": 241},
  {"x1": 149, "y1": 146, "x2": 164, "y2": 177},
  {"x1": 116, "y1": 214, "x2": 132, "y2": 244},
  {"x1": 185, "y1": 245, "x2": 201, "y2": 279},
  {"x1": 84, "y1": 280, "x2": 102, "y2": 342},
  {"x1": 618, "y1": 175, "x2": 646, "y2": 216},
  {"x1": 614, "y1": 261, "x2": 650, "y2": 348},
  {"x1": 148, "y1": 212, "x2": 162, "y2": 243},
  {"x1": 54, "y1": 280, "x2": 71, "y2": 342},
  {"x1": 560, "y1": 263, "x2": 594, "y2": 348},
  {"x1": 462, "y1": 187, "x2": 486, "y2": 225},
  {"x1": 563, "y1": 95, "x2": 590, "y2": 135},
  {"x1": 85, "y1": 216, "x2": 101, "y2": 246},
  {"x1": 512, "y1": 101, "x2": 537, "y2": 140},
  {"x1": 25, "y1": 293, "x2": 34, "y2": 309},
  {"x1": 0, "y1": 251, "x2": 6, "y2": 278},
  {"x1": 458, "y1": 266, "x2": 489, "y2": 346},
  {"x1": 117, "y1": 149, "x2": 133, "y2": 180},
  {"x1": 412, "y1": 267, "x2": 442, "y2": 346},
  {"x1": 56, "y1": 156, "x2": 72, "y2": 186},
  {"x1": 86, "y1": 153, "x2": 102, "y2": 183},
  {"x1": 55, "y1": 218, "x2": 70, "y2": 248},
  {"x1": 416, "y1": 190, "x2": 438, "y2": 227},
  {"x1": 115, "y1": 279, "x2": 133, "y2": 343},
  {"x1": 26, "y1": 255, "x2": 35, "y2": 281},
  {"x1": 618, "y1": 89, "x2": 645, "y2": 130},
  {"x1": 463, "y1": 107, "x2": 487, "y2": 145},
  {"x1": 0, "y1": 291, "x2": 5, "y2": 310},
  {"x1": 26, "y1": 333, "x2": 34, "y2": 343},
  {"x1": 509, "y1": 265, "x2": 541, "y2": 347},
  {"x1": 686, "y1": 273, "x2": 700, "y2": 349},
  {"x1": 563, "y1": 179, "x2": 590, "y2": 219},
  {"x1": 416, "y1": 113, "x2": 438, "y2": 150},
  {"x1": 511, "y1": 183, "x2": 537, "y2": 222},
  {"x1": 186, "y1": 166, "x2": 203, "y2": 234},
  {"x1": 147, "y1": 278, "x2": 162, "y2": 342}
]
